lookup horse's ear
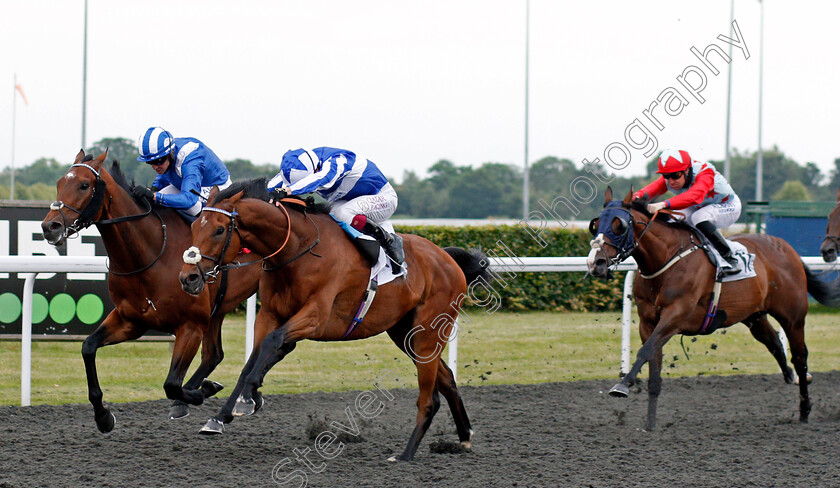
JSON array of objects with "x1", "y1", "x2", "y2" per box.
[
  {"x1": 227, "y1": 189, "x2": 245, "y2": 206},
  {"x1": 93, "y1": 149, "x2": 108, "y2": 169},
  {"x1": 835, "y1": 187, "x2": 840, "y2": 202},
  {"x1": 74, "y1": 149, "x2": 86, "y2": 163},
  {"x1": 603, "y1": 186, "x2": 613, "y2": 206},
  {"x1": 623, "y1": 186, "x2": 634, "y2": 204},
  {"x1": 207, "y1": 185, "x2": 220, "y2": 206}
]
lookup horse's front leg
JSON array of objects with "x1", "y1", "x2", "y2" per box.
[
  {"x1": 163, "y1": 324, "x2": 205, "y2": 406},
  {"x1": 231, "y1": 304, "x2": 321, "y2": 417},
  {"x1": 81, "y1": 313, "x2": 143, "y2": 433},
  {"x1": 170, "y1": 316, "x2": 226, "y2": 420},
  {"x1": 609, "y1": 332, "x2": 660, "y2": 398},
  {"x1": 200, "y1": 310, "x2": 290, "y2": 434},
  {"x1": 231, "y1": 329, "x2": 297, "y2": 417}
]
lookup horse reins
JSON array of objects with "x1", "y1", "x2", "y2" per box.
[
  {"x1": 50, "y1": 160, "x2": 168, "y2": 276},
  {"x1": 636, "y1": 208, "x2": 701, "y2": 279},
  {"x1": 186, "y1": 198, "x2": 321, "y2": 282}
]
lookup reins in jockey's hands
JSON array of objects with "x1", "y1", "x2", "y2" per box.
[
  {"x1": 269, "y1": 187, "x2": 290, "y2": 204},
  {"x1": 647, "y1": 201, "x2": 667, "y2": 214},
  {"x1": 132, "y1": 186, "x2": 155, "y2": 203}
]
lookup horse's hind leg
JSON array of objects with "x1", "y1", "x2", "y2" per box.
[
  {"x1": 395, "y1": 358, "x2": 441, "y2": 462},
  {"x1": 781, "y1": 316, "x2": 811, "y2": 422},
  {"x1": 436, "y1": 359, "x2": 473, "y2": 448},
  {"x1": 170, "y1": 316, "x2": 226, "y2": 420},
  {"x1": 744, "y1": 313, "x2": 794, "y2": 383}
]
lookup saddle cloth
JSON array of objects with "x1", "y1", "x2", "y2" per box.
[{"x1": 709, "y1": 239, "x2": 757, "y2": 282}]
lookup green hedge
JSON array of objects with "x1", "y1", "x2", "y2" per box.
[{"x1": 394, "y1": 225, "x2": 625, "y2": 312}]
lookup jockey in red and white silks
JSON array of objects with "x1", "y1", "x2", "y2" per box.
[{"x1": 633, "y1": 148, "x2": 742, "y2": 275}]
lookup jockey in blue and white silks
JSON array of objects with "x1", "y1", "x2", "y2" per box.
[
  {"x1": 135, "y1": 126, "x2": 232, "y2": 217},
  {"x1": 267, "y1": 147, "x2": 404, "y2": 269}
]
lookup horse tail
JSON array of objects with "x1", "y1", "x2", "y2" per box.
[
  {"x1": 803, "y1": 262, "x2": 840, "y2": 307},
  {"x1": 444, "y1": 247, "x2": 493, "y2": 285}
]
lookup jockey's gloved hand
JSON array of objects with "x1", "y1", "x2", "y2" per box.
[
  {"x1": 647, "y1": 201, "x2": 667, "y2": 214},
  {"x1": 271, "y1": 187, "x2": 290, "y2": 200},
  {"x1": 132, "y1": 186, "x2": 155, "y2": 202}
]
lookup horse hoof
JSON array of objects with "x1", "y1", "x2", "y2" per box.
[
  {"x1": 609, "y1": 383, "x2": 629, "y2": 398},
  {"x1": 95, "y1": 410, "x2": 116, "y2": 433},
  {"x1": 199, "y1": 418, "x2": 224, "y2": 435},
  {"x1": 169, "y1": 403, "x2": 190, "y2": 420},
  {"x1": 232, "y1": 395, "x2": 256, "y2": 417},
  {"x1": 254, "y1": 393, "x2": 265, "y2": 413},
  {"x1": 200, "y1": 379, "x2": 224, "y2": 398},
  {"x1": 461, "y1": 428, "x2": 474, "y2": 449}
]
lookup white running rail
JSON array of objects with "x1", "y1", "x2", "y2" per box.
[{"x1": 2, "y1": 255, "x2": 836, "y2": 404}]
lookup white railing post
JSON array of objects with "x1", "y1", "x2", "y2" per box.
[
  {"x1": 621, "y1": 270, "x2": 635, "y2": 376},
  {"x1": 20, "y1": 273, "x2": 36, "y2": 406},
  {"x1": 448, "y1": 315, "x2": 459, "y2": 382},
  {"x1": 245, "y1": 293, "x2": 257, "y2": 361}
]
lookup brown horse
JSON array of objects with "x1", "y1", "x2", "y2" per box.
[
  {"x1": 178, "y1": 179, "x2": 490, "y2": 461},
  {"x1": 820, "y1": 189, "x2": 840, "y2": 262},
  {"x1": 41, "y1": 150, "x2": 261, "y2": 432},
  {"x1": 587, "y1": 187, "x2": 840, "y2": 430}
]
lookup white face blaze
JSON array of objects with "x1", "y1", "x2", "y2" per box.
[{"x1": 586, "y1": 234, "x2": 606, "y2": 271}]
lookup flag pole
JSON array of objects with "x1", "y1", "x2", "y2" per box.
[
  {"x1": 81, "y1": 0, "x2": 88, "y2": 150},
  {"x1": 11, "y1": 73, "x2": 16, "y2": 200}
]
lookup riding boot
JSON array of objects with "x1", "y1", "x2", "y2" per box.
[
  {"x1": 364, "y1": 222, "x2": 405, "y2": 270},
  {"x1": 696, "y1": 221, "x2": 740, "y2": 276}
]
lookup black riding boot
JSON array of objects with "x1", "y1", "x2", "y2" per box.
[
  {"x1": 696, "y1": 221, "x2": 739, "y2": 276},
  {"x1": 365, "y1": 222, "x2": 405, "y2": 270}
]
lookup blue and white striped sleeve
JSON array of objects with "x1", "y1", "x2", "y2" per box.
[{"x1": 287, "y1": 155, "x2": 347, "y2": 195}]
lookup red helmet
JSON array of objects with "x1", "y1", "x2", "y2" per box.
[{"x1": 656, "y1": 148, "x2": 692, "y2": 174}]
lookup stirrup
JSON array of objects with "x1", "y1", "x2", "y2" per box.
[{"x1": 718, "y1": 257, "x2": 740, "y2": 276}]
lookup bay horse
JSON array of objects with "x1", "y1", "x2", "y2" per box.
[
  {"x1": 819, "y1": 189, "x2": 840, "y2": 262},
  {"x1": 41, "y1": 150, "x2": 261, "y2": 432},
  {"x1": 587, "y1": 187, "x2": 840, "y2": 430},
  {"x1": 178, "y1": 179, "x2": 490, "y2": 461}
]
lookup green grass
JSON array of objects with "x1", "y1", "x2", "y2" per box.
[{"x1": 2, "y1": 310, "x2": 840, "y2": 406}]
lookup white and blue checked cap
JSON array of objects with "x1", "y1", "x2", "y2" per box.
[{"x1": 137, "y1": 126, "x2": 174, "y2": 162}]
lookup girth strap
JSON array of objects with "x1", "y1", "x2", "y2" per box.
[
  {"x1": 343, "y1": 278, "x2": 378, "y2": 339},
  {"x1": 639, "y1": 245, "x2": 700, "y2": 280}
]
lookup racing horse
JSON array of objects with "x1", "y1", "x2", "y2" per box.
[
  {"x1": 820, "y1": 189, "x2": 840, "y2": 262},
  {"x1": 178, "y1": 178, "x2": 490, "y2": 461},
  {"x1": 587, "y1": 187, "x2": 840, "y2": 430},
  {"x1": 41, "y1": 150, "x2": 261, "y2": 431}
]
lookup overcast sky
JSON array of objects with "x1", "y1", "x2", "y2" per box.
[{"x1": 1, "y1": 1, "x2": 838, "y2": 183}]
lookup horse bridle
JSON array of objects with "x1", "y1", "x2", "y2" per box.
[
  {"x1": 589, "y1": 204, "x2": 655, "y2": 269},
  {"x1": 184, "y1": 199, "x2": 321, "y2": 283},
  {"x1": 49, "y1": 160, "x2": 167, "y2": 276}
]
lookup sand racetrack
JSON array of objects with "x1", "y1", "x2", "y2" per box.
[{"x1": 3, "y1": 371, "x2": 840, "y2": 488}]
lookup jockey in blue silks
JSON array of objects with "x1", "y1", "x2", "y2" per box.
[
  {"x1": 267, "y1": 147, "x2": 404, "y2": 269},
  {"x1": 134, "y1": 126, "x2": 232, "y2": 217}
]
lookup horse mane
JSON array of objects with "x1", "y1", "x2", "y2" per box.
[
  {"x1": 108, "y1": 161, "x2": 137, "y2": 194},
  {"x1": 212, "y1": 178, "x2": 332, "y2": 214}
]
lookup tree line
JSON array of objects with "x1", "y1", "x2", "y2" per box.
[{"x1": 2, "y1": 137, "x2": 838, "y2": 220}]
